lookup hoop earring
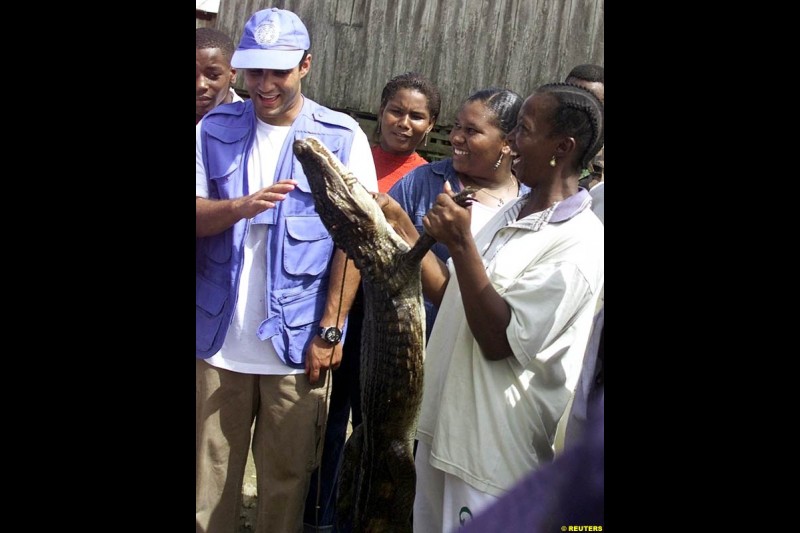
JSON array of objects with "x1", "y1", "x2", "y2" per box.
[
  {"x1": 549, "y1": 155, "x2": 557, "y2": 167},
  {"x1": 494, "y1": 153, "x2": 503, "y2": 170}
]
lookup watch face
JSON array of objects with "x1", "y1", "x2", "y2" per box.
[{"x1": 323, "y1": 327, "x2": 342, "y2": 343}]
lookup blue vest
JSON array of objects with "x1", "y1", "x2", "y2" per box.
[{"x1": 196, "y1": 98, "x2": 356, "y2": 367}]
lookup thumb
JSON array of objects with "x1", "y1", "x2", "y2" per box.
[{"x1": 443, "y1": 180, "x2": 454, "y2": 196}]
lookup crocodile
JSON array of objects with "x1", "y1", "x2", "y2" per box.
[{"x1": 292, "y1": 137, "x2": 474, "y2": 532}]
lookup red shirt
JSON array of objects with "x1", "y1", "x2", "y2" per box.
[{"x1": 371, "y1": 145, "x2": 428, "y2": 193}]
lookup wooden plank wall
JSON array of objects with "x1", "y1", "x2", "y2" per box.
[
  {"x1": 215, "y1": 0, "x2": 603, "y2": 130},
  {"x1": 196, "y1": 9, "x2": 217, "y2": 28}
]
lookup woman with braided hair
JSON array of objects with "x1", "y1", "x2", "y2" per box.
[
  {"x1": 376, "y1": 82, "x2": 604, "y2": 533},
  {"x1": 565, "y1": 64, "x2": 605, "y2": 224}
]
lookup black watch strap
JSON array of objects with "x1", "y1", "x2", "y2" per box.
[{"x1": 319, "y1": 326, "x2": 343, "y2": 345}]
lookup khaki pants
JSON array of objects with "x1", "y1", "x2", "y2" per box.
[{"x1": 196, "y1": 359, "x2": 329, "y2": 533}]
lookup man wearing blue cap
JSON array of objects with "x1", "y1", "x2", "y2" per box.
[{"x1": 195, "y1": 7, "x2": 378, "y2": 533}]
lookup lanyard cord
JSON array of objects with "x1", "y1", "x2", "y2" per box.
[{"x1": 312, "y1": 256, "x2": 348, "y2": 531}]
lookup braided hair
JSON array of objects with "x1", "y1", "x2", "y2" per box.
[
  {"x1": 536, "y1": 83, "x2": 604, "y2": 170},
  {"x1": 566, "y1": 64, "x2": 604, "y2": 85},
  {"x1": 464, "y1": 87, "x2": 523, "y2": 136}
]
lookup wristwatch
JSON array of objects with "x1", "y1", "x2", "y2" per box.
[{"x1": 319, "y1": 326, "x2": 343, "y2": 345}]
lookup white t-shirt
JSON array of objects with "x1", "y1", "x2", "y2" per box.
[
  {"x1": 468, "y1": 200, "x2": 503, "y2": 235},
  {"x1": 196, "y1": 114, "x2": 378, "y2": 374},
  {"x1": 229, "y1": 88, "x2": 244, "y2": 104}
]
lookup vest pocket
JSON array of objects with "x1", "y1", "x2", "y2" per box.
[
  {"x1": 204, "y1": 122, "x2": 248, "y2": 186},
  {"x1": 283, "y1": 216, "x2": 334, "y2": 276},
  {"x1": 198, "y1": 229, "x2": 232, "y2": 264},
  {"x1": 279, "y1": 285, "x2": 327, "y2": 366},
  {"x1": 196, "y1": 276, "x2": 229, "y2": 353}
]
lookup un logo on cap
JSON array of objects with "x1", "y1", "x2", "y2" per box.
[{"x1": 254, "y1": 21, "x2": 280, "y2": 45}]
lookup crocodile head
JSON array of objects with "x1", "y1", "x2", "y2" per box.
[{"x1": 293, "y1": 136, "x2": 410, "y2": 280}]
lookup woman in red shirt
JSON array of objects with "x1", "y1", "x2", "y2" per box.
[{"x1": 371, "y1": 72, "x2": 442, "y2": 192}]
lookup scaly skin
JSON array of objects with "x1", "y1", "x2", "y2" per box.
[{"x1": 293, "y1": 137, "x2": 474, "y2": 532}]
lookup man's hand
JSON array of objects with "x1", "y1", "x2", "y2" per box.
[
  {"x1": 234, "y1": 179, "x2": 298, "y2": 219},
  {"x1": 305, "y1": 336, "x2": 343, "y2": 385},
  {"x1": 196, "y1": 179, "x2": 300, "y2": 237}
]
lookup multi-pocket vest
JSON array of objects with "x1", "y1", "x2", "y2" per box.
[{"x1": 196, "y1": 98, "x2": 355, "y2": 367}]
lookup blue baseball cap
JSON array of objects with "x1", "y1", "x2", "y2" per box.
[{"x1": 231, "y1": 8, "x2": 311, "y2": 70}]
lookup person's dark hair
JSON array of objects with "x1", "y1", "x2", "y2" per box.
[
  {"x1": 196, "y1": 27, "x2": 235, "y2": 60},
  {"x1": 463, "y1": 88, "x2": 523, "y2": 136},
  {"x1": 536, "y1": 83, "x2": 604, "y2": 170},
  {"x1": 379, "y1": 72, "x2": 442, "y2": 124},
  {"x1": 565, "y1": 64, "x2": 604, "y2": 85}
]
